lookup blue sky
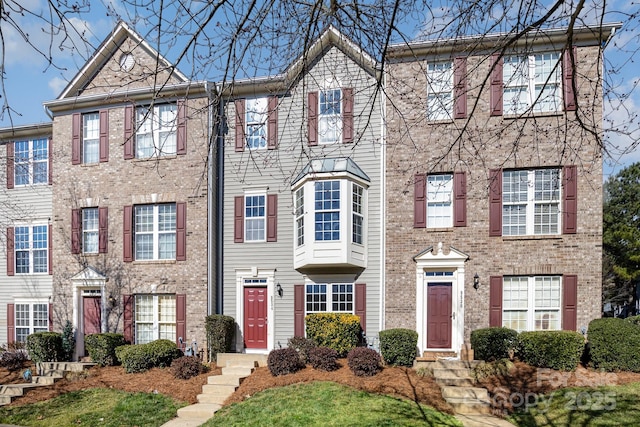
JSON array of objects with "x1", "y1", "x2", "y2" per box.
[{"x1": 1, "y1": 0, "x2": 638, "y2": 178}]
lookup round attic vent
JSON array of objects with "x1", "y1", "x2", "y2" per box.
[{"x1": 119, "y1": 52, "x2": 134, "y2": 72}]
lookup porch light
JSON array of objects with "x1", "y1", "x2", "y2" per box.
[
  {"x1": 473, "y1": 273, "x2": 480, "y2": 290},
  {"x1": 276, "y1": 283, "x2": 284, "y2": 297}
]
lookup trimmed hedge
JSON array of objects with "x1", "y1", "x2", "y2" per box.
[
  {"x1": 470, "y1": 327, "x2": 518, "y2": 361},
  {"x1": 379, "y1": 328, "x2": 418, "y2": 367},
  {"x1": 205, "y1": 314, "x2": 235, "y2": 359},
  {"x1": 588, "y1": 318, "x2": 640, "y2": 372},
  {"x1": 625, "y1": 315, "x2": 640, "y2": 326},
  {"x1": 305, "y1": 313, "x2": 361, "y2": 357},
  {"x1": 287, "y1": 336, "x2": 317, "y2": 364},
  {"x1": 308, "y1": 346, "x2": 339, "y2": 372},
  {"x1": 85, "y1": 333, "x2": 126, "y2": 366},
  {"x1": 267, "y1": 348, "x2": 304, "y2": 376},
  {"x1": 26, "y1": 332, "x2": 63, "y2": 363},
  {"x1": 517, "y1": 331, "x2": 584, "y2": 371},
  {"x1": 115, "y1": 339, "x2": 183, "y2": 373},
  {"x1": 347, "y1": 347, "x2": 381, "y2": 377}
]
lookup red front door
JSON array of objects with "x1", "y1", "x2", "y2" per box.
[
  {"x1": 83, "y1": 297, "x2": 102, "y2": 336},
  {"x1": 427, "y1": 283, "x2": 452, "y2": 348},
  {"x1": 244, "y1": 287, "x2": 267, "y2": 349}
]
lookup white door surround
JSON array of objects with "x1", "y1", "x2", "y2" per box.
[{"x1": 414, "y1": 243, "x2": 468, "y2": 356}]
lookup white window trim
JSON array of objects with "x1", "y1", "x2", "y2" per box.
[
  {"x1": 426, "y1": 61, "x2": 453, "y2": 121},
  {"x1": 502, "y1": 169, "x2": 561, "y2": 236},
  {"x1": 295, "y1": 187, "x2": 305, "y2": 247},
  {"x1": 14, "y1": 139, "x2": 48, "y2": 186},
  {"x1": 502, "y1": 276, "x2": 562, "y2": 333},
  {"x1": 503, "y1": 53, "x2": 562, "y2": 115},
  {"x1": 15, "y1": 223, "x2": 48, "y2": 275},
  {"x1": 82, "y1": 113, "x2": 100, "y2": 164},
  {"x1": 318, "y1": 88, "x2": 342, "y2": 144},
  {"x1": 135, "y1": 103, "x2": 177, "y2": 158},
  {"x1": 235, "y1": 268, "x2": 275, "y2": 353},
  {"x1": 14, "y1": 299, "x2": 49, "y2": 342},
  {"x1": 134, "y1": 294, "x2": 177, "y2": 344},
  {"x1": 426, "y1": 174, "x2": 453, "y2": 228},
  {"x1": 244, "y1": 192, "x2": 266, "y2": 242},
  {"x1": 82, "y1": 207, "x2": 99, "y2": 254},
  {"x1": 245, "y1": 97, "x2": 268, "y2": 150},
  {"x1": 352, "y1": 183, "x2": 365, "y2": 245},
  {"x1": 134, "y1": 203, "x2": 176, "y2": 261},
  {"x1": 305, "y1": 282, "x2": 355, "y2": 315}
]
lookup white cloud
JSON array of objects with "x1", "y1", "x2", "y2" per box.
[
  {"x1": 603, "y1": 87, "x2": 640, "y2": 175},
  {"x1": 48, "y1": 76, "x2": 68, "y2": 97}
]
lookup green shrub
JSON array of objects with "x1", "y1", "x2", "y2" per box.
[
  {"x1": 205, "y1": 314, "x2": 235, "y2": 360},
  {"x1": 625, "y1": 315, "x2": 640, "y2": 326},
  {"x1": 26, "y1": 332, "x2": 63, "y2": 363},
  {"x1": 347, "y1": 347, "x2": 381, "y2": 377},
  {"x1": 170, "y1": 356, "x2": 209, "y2": 379},
  {"x1": 267, "y1": 348, "x2": 304, "y2": 376},
  {"x1": 85, "y1": 333, "x2": 126, "y2": 366},
  {"x1": 379, "y1": 328, "x2": 418, "y2": 367},
  {"x1": 305, "y1": 313, "x2": 361, "y2": 357},
  {"x1": 472, "y1": 359, "x2": 514, "y2": 382},
  {"x1": 287, "y1": 336, "x2": 317, "y2": 364},
  {"x1": 516, "y1": 331, "x2": 584, "y2": 371},
  {"x1": 308, "y1": 347, "x2": 339, "y2": 372},
  {"x1": 116, "y1": 344, "x2": 150, "y2": 373},
  {"x1": 115, "y1": 339, "x2": 183, "y2": 373},
  {"x1": 146, "y1": 339, "x2": 183, "y2": 368},
  {"x1": 470, "y1": 327, "x2": 518, "y2": 361},
  {"x1": 61, "y1": 321, "x2": 76, "y2": 362},
  {"x1": 588, "y1": 318, "x2": 640, "y2": 372}
]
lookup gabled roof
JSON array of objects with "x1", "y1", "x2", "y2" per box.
[
  {"x1": 70, "y1": 266, "x2": 107, "y2": 282},
  {"x1": 224, "y1": 25, "x2": 380, "y2": 96},
  {"x1": 58, "y1": 21, "x2": 188, "y2": 100},
  {"x1": 413, "y1": 244, "x2": 469, "y2": 262}
]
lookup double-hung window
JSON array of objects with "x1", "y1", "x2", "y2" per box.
[
  {"x1": 15, "y1": 302, "x2": 49, "y2": 342},
  {"x1": 427, "y1": 62, "x2": 453, "y2": 121},
  {"x1": 246, "y1": 98, "x2": 268, "y2": 150},
  {"x1": 426, "y1": 174, "x2": 453, "y2": 228},
  {"x1": 502, "y1": 169, "x2": 560, "y2": 236},
  {"x1": 314, "y1": 181, "x2": 340, "y2": 241},
  {"x1": 14, "y1": 139, "x2": 48, "y2": 186},
  {"x1": 245, "y1": 194, "x2": 266, "y2": 241},
  {"x1": 502, "y1": 276, "x2": 561, "y2": 332},
  {"x1": 82, "y1": 113, "x2": 100, "y2": 163},
  {"x1": 305, "y1": 283, "x2": 353, "y2": 314},
  {"x1": 318, "y1": 89, "x2": 342, "y2": 144},
  {"x1": 15, "y1": 225, "x2": 48, "y2": 274},
  {"x1": 134, "y1": 204, "x2": 176, "y2": 260},
  {"x1": 135, "y1": 294, "x2": 176, "y2": 344},
  {"x1": 82, "y1": 208, "x2": 99, "y2": 254},
  {"x1": 295, "y1": 187, "x2": 305, "y2": 247},
  {"x1": 352, "y1": 184, "x2": 364, "y2": 244},
  {"x1": 136, "y1": 104, "x2": 177, "y2": 158},
  {"x1": 503, "y1": 53, "x2": 561, "y2": 114}
]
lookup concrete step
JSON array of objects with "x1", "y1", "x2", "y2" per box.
[
  {"x1": 176, "y1": 403, "x2": 222, "y2": 419},
  {"x1": 221, "y1": 366, "x2": 254, "y2": 377},
  {"x1": 435, "y1": 377, "x2": 476, "y2": 387},
  {"x1": 31, "y1": 375, "x2": 61, "y2": 385},
  {"x1": 441, "y1": 386, "x2": 489, "y2": 400},
  {"x1": 432, "y1": 367, "x2": 473, "y2": 379},
  {"x1": 207, "y1": 374, "x2": 244, "y2": 386},
  {"x1": 431, "y1": 360, "x2": 480, "y2": 370},
  {"x1": 217, "y1": 353, "x2": 268, "y2": 367},
  {"x1": 0, "y1": 385, "x2": 24, "y2": 396},
  {"x1": 37, "y1": 362, "x2": 94, "y2": 375},
  {"x1": 446, "y1": 397, "x2": 492, "y2": 415},
  {"x1": 160, "y1": 417, "x2": 206, "y2": 427},
  {"x1": 226, "y1": 359, "x2": 258, "y2": 369},
  {"x1": 200, "y1": 384, "x2": 238, "y2": 396},
  {"x1": 0, "y1": 396, "x2": 12, "y2": 405},
  {"x1": 197, "y1": 393, "x2": 227, "y2": 405}
]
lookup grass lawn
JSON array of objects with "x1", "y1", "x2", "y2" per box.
[
  {"x1": 508, "y1": 382, "x2": 640, "y2": 426},
  {"x1": 0, "y1": 388, "x2": 186, "y2": 427},
  {"x1": 203, "y1": 381, "x2": 463, "y2": 427}
]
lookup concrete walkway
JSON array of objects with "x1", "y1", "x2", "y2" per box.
[{"x1": 455, "y1": 414, "x2": 516, "y2": 426}]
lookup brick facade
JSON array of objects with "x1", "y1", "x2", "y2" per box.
[{"x1": 384, "y1": 33, "x2": 607, "y2": 354}]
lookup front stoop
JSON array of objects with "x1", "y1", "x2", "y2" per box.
[
  {"x1": 0, "y1": 362, "x2": 95, "y2": 406},
  {"x1": 160, "y1": 355, "x2": 261, "y2": 427}
]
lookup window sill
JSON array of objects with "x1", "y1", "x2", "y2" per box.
[
  {"x1": 502, "y1": 111, "x2": 564, "y2": 120},
  {"x1": 15, "y1": 272, "x2": 50, "y2": 276},
  {"x1": 80, "y1": 162, "x2": 100, "y2": 167},
  {"x1": 500, "y1": 235, "x2": 563, "y2": 241},
  {"x1": 426, "y1": 227, "x2": 454, "y2": 232},
  {"x1": 131, "y1": 155, "x2": 178, "y2": 162},
  {"x1": 427, "y1": 118, "x2": 454, "y2": 125},
  {"x1": 132, "y1": 259, "x2": 177, "y2": 265}
]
